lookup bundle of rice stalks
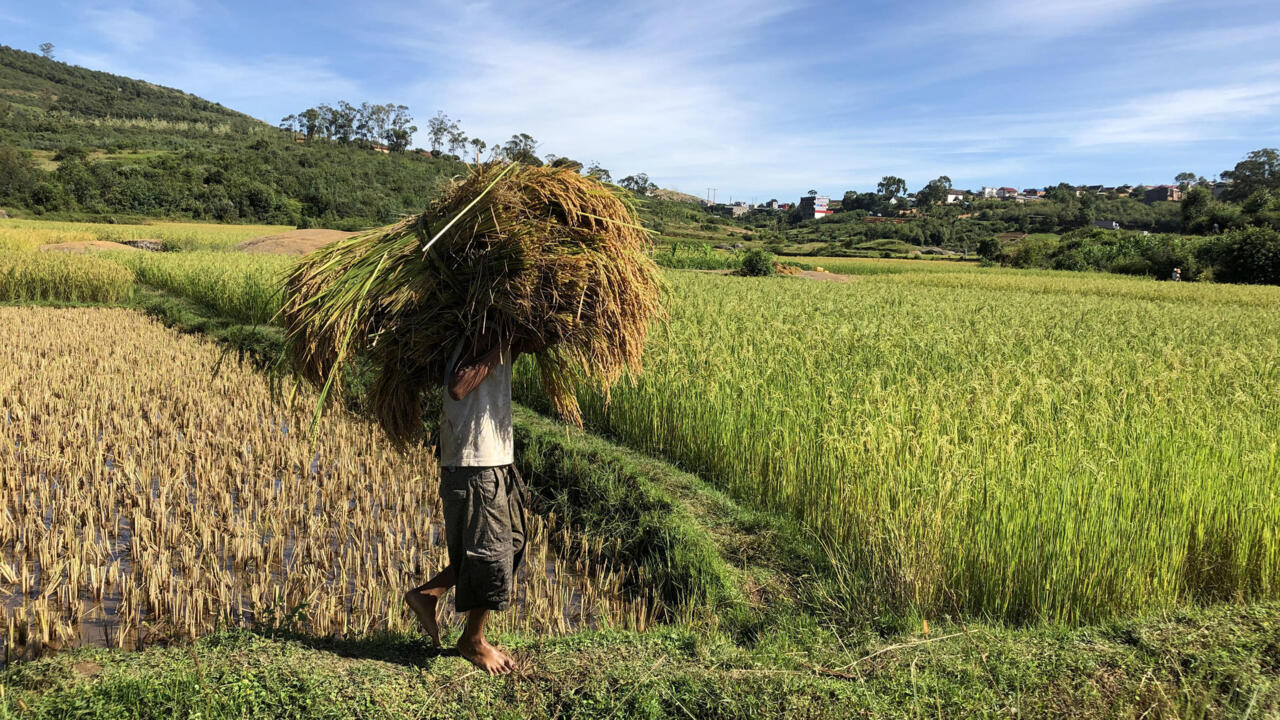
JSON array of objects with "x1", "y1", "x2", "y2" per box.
[{"x1": 280, "y1": 162, "x2": 663, "y2": 445}]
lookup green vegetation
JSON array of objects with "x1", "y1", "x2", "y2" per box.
[
  {"x1": 109, "y1": 251, "x2": 292, "y2": 324},
  {"x1": 5, "y1": 237, "x2": 1280, "y2": 715},
  {"x1": 0, "y1": 251, "x2": 133, "y2": 303},
  {"x1": 4, "y1": 603, "x2": 1277, "y2": 718},
  {"x1": 651, "y1": 242, "x2": 740, "y2": 270},
  {"x1": 0, "y1": 45, "x2": 464, "y2": 226},
  {"x1": 0, "y1": 218, "x2": 291, "y2": 251},
  {"x1": 533, "y1": 271, "x2": 1280, "y2": 624},
  {"x1": 737, "y1": 248, "x2": 776, "y2": 276}
]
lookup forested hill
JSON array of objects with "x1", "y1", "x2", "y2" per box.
[
  {"x1": 0, "y1": 46, "x2": 464, "y2": 227},
  {"x1": 0, "y1": 45, "x2": 254, "y2": 127}
]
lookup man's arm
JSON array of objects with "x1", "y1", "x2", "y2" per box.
[
  {"x1": 448, "y1": 343, "x2": 505, "y2": 401},
  {"x1": 447, "y1": 333, "x2": 548, "y2": 401}
]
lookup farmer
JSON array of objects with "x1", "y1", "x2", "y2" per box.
[
  {"x1": 404, "y1": 334, "x2": 539, "y2": 675},
  {"x1": 1172, "y1": 267, "x2": 1182, "y2": 282}
]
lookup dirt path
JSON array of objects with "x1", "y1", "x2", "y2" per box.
[
  {"x1": 39, "y1": 241, "x2": 139, "y2": 253},
  {"x1": 236, "y1": 229, "x2": 357, "y2": 255}
]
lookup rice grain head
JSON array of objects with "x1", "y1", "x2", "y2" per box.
[{"x1": 280, "y1": 162, "x2": 663, "y2": 445}]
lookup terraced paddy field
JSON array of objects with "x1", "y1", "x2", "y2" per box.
[
  {"x1": 0, "y1": 308, "x2": 648, "y2": 659},
  {"x1": 2, "y1": 219, "x2": 1279, "y2": 716}
]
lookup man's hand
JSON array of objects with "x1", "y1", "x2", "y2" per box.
[{"x1": 448, "y1": 341, "x2": 506, "y2": 401}]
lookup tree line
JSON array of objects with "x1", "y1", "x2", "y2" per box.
[{"x1": 280, "y1": 102, "x2": 418, "y2": 152}]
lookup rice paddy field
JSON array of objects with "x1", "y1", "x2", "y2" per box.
[
  {"x1": 0, "y1": 307, "x2": 649, "y2": 660},
  {"x1": 529, "y1": 270, "x2": 1280, "y2": 624},
  {"x1": 0, "y1": 219, "x2": 291, "y2": 252},
  {"x1": 1, "y1": 217, "x2": 1278, "y2": 660}
]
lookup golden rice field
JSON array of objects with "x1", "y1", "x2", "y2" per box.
[
  {"x1": 533, "y1": 270, "x2": 1280, "y2": 624},
  {"x1": 0, "y1": 308, "x2": 650, "y2": 658},
  {"x1": 0, "y1": 251, "x2": 134, "y2": 304},
  {"x1": 0, "y1": 219, "x2": 291, "y2": 252}
]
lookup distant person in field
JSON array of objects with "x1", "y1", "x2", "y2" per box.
[
  {"x1": 403, "y1": 333, "x2": 542, "y2": 675},
  {"x1": 1172, "y1": 267, "x2": 1182, "y2": 282}
]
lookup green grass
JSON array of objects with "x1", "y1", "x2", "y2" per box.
[
  {"x1": 522, "y1": 271, "x2": 1280, "y2": 625},
  {"x1": 4, "y1": 603, "x2": 1277, "y2": 718}
]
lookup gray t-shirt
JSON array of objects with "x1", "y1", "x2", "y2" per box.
[{"x1": 439, "y1": 349, "x2": 514, "y2": 467}]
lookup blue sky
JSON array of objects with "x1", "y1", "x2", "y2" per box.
[{"x1": 5, "y1": 0, "x2": 1280, "y2": 201}]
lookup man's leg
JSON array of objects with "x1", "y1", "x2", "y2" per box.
[
  {"x1": 456, "y1": 608, "x2": 514, "y2": 675},
  {"x1": 404, "y1": 565, "x2": 454, "y2": 647}
]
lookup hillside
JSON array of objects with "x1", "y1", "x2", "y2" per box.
[
  {"x1": 0, "y1": 45, "x2": 464, "y2": 227},
  {"x1": 0, "y1": 45, "x2": 254, "y2": 129}
]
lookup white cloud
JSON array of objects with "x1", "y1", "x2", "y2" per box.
[
  {"x1": 1070, "y1": 82, "x2": 1280, "y2": 147},
  {"x1": 951, "y1": 0, "x2": 1171, "y2": 38},
  {"x1": 378, "y1": 0, "x2": 805, "y2": 194},
  {"x1": 82, "y1": 6, "x2": 163, "y2": 52},
  {"x1": 60, "y1": 0, "x2": 358, "y2": 122}
]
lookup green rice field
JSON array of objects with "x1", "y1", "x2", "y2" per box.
[{"x1": 523, "y1": 270, "x2": 1280, "y2": 624}]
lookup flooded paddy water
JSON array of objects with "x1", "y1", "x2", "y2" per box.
[{"x1": 0, "y1": 308, "x2": 651, "y2": 663}]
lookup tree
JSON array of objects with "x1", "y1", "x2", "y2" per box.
[
  {"x1": 426, "y1": 111, "x2": 457, "y2": 153},
  {"x1": 585, "y1": 162, "x2": 611, "y2": 183},
  {"x1": 619, "y1": 173, "x2": 657, "y2": 195},
  {"x1": 1075, "y1": 189, "x2": 1097, "y2": 227},
  {"x1": 500, "y1": 133, "x2": 541, "y2": 165},
  {"x1": 840, "y1": 190, "x2": 880, "y2": 213},
  {"x1": 1221, "y1": 148, "x2": 1280, "y2": 201},
  {"x1": 1202, "y1": 227, "x2": 1280, "y2": 285},
  {"x1": 468, "y1": 137, "x2": 488, "y2": 161},
  {"x1": 550, "y1": 156, "x2": 583, "y2": 171},
  {"x1": 1044, "y1": 182, "x2": 1077, "y2": 204},
  {"x1": 876, "y1": 175, "x2": 907, "y2": 199},
  {"x1": 38, "y1": 43, "x2": 54, "y2": 60},
  {"x1": 447, "y1": 127, "x2": 469, "y2": 156},
  {"x1": 977, "y1": 235, "x2": 1003, "y2": 261},
  {"x1": 807, "y1": 189, "x2": 818, "y2": 197},
  {"x1": 1181, "y1": 185, "x2": 1212, "y2": 230},
  {"x1": 915, "y1": 176, "x2": 953, "y2": 206}
]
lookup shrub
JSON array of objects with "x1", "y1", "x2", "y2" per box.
[
  {"x1": 1201, "y1": 227, "x2": 1280, "y2": 285},
  {"x1": 739, "y1": 249, "x2": 776, "y2": 276}
]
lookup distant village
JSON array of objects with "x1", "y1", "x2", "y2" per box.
[{"x1": 708, "y1": 181, "x2": 1230, "y2": 221}]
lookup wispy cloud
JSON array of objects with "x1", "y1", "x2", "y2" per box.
[
  {"x1": 18, "y1": 0, "x2": 1280, "y2": 195},
  {"x1": 61, "y1": 0, "x2": 358, "y2": 120},
  {"x1": 1070, "y1": 81, "x2": 1280, "y2": 147},
  {"x1": 377, "y1": 0, "x2": 803, "y2": 193}
]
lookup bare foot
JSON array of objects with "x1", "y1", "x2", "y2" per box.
[
  {"x1": 457, "y1": 636, "x2": 514, "y2": 676},
  {"x1": 403, "y1": 590, "x2": 442, "y2": 647}
]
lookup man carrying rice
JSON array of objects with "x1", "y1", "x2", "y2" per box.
[
  {"x1": 280, "y1": 162, "x2": 661, "y2": 676},
  {"x1": 403, "y1": 334, "x2": 540, "y2": 674}
]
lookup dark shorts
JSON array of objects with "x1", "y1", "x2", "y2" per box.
[{"x1": 440, "y1": 464, "x2": 527, "y2": 613}]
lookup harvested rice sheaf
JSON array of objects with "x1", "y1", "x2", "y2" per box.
[{"x1": 280, "y1": 163, "x2": 663, "y2": 445}]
